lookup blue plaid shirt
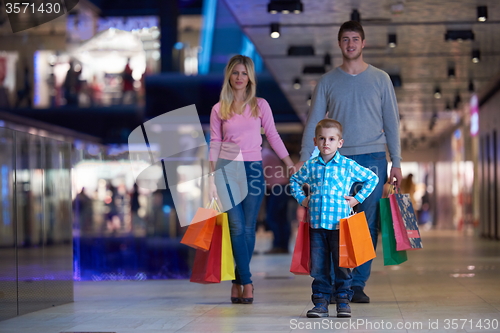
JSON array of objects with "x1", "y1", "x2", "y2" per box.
[{"x1": 290, "y1": 152, "x2": 379, "y2": 230}]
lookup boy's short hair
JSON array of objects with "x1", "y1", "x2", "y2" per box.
[
  {"x1": 315, "y1": 119, "x2": 343, "y2": 138},
  {"x1": 338, "y1": 20, "x2": 365, "y2": 41}
]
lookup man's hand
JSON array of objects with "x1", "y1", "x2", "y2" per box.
[
  {"x1": 344, "y1": 195, "x2": 359, "y2": 208},
  {"x1": 301, "y1": 196, "x2": 310, "y2": 208},
  {"x1": 389, "y1": 167, "x2": 403, "y2": 188}
]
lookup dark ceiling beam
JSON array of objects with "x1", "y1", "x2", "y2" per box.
[
  {"x1": 241, "y1": 20, "x2": 500, "y2": 29},
  {"x1": 263, "y1": 52, "x2": 500, "y2": 59}
]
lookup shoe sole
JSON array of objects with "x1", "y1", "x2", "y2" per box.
[
  {"x1": 337, "y1": 312, "x2": 351, "y2": 318},
  {"x1": 307, "y1": 312, "x2": 329, "y2": 318}
]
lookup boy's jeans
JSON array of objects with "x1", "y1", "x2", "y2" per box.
[
  {"x1": 215, "y1": 159, "x2": 265, "y2": 286},
  {"x1": 344, "y1": 152, "x2": 388, "y2": 289},
  {"x1": 310, "y1": 228, "x2": 353, "y2": 299}
]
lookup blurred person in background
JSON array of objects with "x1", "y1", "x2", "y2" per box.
[
  {"x1": 64, "y1": 61, "x2": 80, "y2": 106},
  {"x1": 400, "y1": 173, "x2": 416, "y2": 208},
  {"x1": 73, "y1": 187, "x2": 93, "y2": 235},
  {"x1": 0, "y1": 57, "x2": 10, "y2": 108},
  {"x1": 16, "y1": 65, "x2": 32, "y2": 108},
  {"x1": 262, "y1": 141, "x2": 291, "y2": 254},
  {"x1": 121, "y1": 58, "x2": 136, "y2": 105}
]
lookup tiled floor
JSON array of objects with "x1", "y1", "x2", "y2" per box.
[{"x1": 1, "y1": 229, "x2": 500, "y2": 333}]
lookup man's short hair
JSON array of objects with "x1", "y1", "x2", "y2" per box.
[
  {"x1": 315, "y1": 119, "x2": 343, "y2": 138},
  {"x1": 338, "y1": 20, "x2": 365, "y2": 41}
]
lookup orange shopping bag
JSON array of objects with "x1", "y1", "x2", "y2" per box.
[
  {"x1": 339, "y1": 211, "x2": 376, "y2": 268},
  {"x1": 181, "y1": 199, "x2": 219, "y2": 251}
]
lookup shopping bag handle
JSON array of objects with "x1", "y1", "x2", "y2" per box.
[
  {"x1": 393, "y1": 185, "x2": 399, "y2": 194},
  {"x1": 382, "y1": 185, "x2": 398, "y2": 198},
  {"x1": 206, "y1": 198, "x2": 222, "y2": 212}
]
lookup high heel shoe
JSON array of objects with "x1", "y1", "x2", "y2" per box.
[
  {"x1": 231, "y1": 284, "x2": 242, "y2": 304},
  {"x1": 241, "y1": 284, "x2": 254, "y2": 304}
]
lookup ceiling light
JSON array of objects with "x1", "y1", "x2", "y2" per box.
[
  {"x1": 454, "y1": 91, "x2": 462, "y2": 109},
  {"x1": 472, "y1": 49, "x2": 480, "y2": 63},
  {"x1": 448, "y1": 66, "x2": 455, "y2": 78},
  {"x1": 302, "y1": 65, "x2": 326, "y2": 74},
  {"x1": 267, "y1": 1, "x2": 303, "y2": 14},
  {"x1": 270, "y1": 23, "x2": 280, "y2": 38},
  {"x1": 388, "y1": 34, "x2": 397, "y2": 48},
  {"x1": 477, "y1": 6, "x2": 488, "y2": 22},
  {"x1": 445, "y1": 100, "x2": 451, "y2": 111},
  {"x1": 434, "y1": 87, "x2": 441, "y2": 99},
  {"x1": 288, "y1": 45, "x2": 315, "y2": 56},
  {"x1": 351, "y1": 9, "x2": 361, "y2": 22},
  {"x1": 444, "y1": 30, "x2": 474, "y2": 42},
  {"x1": 293, "y1": 78, "x2": 301, "y2": 89},
  {"x1": 389, "y1": 74, "x2": 402, "y2": 88},
  {"x1": 468, "y1": 79, "x2": 475, "y2": 92},
  {"x1": 324, "y1": 53, "x2": 331, "y2": 66}
]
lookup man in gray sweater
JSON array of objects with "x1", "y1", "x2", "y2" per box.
[{"x1": 295, "y1": 21, "x2": 402, "y2": 303}]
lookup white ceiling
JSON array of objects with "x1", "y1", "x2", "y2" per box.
[{"x1": 223, "y1": 0, "x2": 500, "y2": 151}]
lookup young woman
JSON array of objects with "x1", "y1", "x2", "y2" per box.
[{"x1": 209, "y1": 55, "x2": 295, "y2": 304}]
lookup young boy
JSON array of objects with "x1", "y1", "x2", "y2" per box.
[{"x1": 290, "y1": 119, "x2": 379, "y2": 318}]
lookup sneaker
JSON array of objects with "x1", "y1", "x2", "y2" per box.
[
  {"x1": 306, "y1": 293, "x2": 329, "y2": 318},
  {"x1": 336, "y1": 293, "x2": 351, "y2": 318},
  {"x1": 336, "y1": 301, "x2": 351, "y2": 318},
  {"x1": 351, "y1": 286, "x2": 370, "y2": 303}
]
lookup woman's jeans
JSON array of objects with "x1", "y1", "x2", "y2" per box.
[
  {"x1": 344, "y1": 152, "x2": 388, "y2": 288},
  {"x1": 310, "y1": 228, "x2": 353, "y2": 299},
  {"x1": 215, "y1": 159, "x2": 265, "y2": 285}
]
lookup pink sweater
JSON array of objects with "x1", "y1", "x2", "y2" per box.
[{"x1": 209, "y1": 98, "x2": 289, "y2": 162}]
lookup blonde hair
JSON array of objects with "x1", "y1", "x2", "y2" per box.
[
  {"x1": 315, "y1": 119, "x2": 343, "y2": 138},
  {"x1": 219, "y1": 55, "x2": 259, "y2": 120}
]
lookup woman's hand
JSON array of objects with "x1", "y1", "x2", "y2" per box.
[
  {"x1": 209, "y1": 177, "x2": 218, "y2": 201},
  {"x1": 344, "y1": 195, "x2": 359, "y2": 208},
  {"x1": 287, "y1": 165, "x2": 297, "y2": 178}
]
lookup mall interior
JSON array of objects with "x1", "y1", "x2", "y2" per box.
[{"x1": 0, "y1": 0, "x2": 500, "y2": 332}]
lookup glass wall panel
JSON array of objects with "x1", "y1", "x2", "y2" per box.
[
  {"x1": 44, "y1": 138, "x2": 73, "y2": 307},
  {"x1": 16, "y1": 132, "x2": 47, "y2": 315},
  {"x1": 0, "y1": 128, "x2": 17, "y2": 321}
]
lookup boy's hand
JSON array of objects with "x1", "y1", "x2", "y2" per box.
[
  {"x1": 344, "y1": 195, "x2": 359, "y2": 208},
  {"x1": 301, "y1": 196, "x2": 310, "y2": 208}
]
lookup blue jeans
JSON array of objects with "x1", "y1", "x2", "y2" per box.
[
  {"x1": 215, "y1": 159, "x2": 265, "y2": 285},
  {"x1": 344, "y1": 152, "x2": 387, "y2": 288},
  {"x1": 310, "y1": 228, "x2": 353, "y2": 299}
]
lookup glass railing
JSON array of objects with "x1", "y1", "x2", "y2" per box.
[
  {"x1": 0, "y1": 126, "x2": 73, "y2": 321},
  {"x1": 0, "y1": 115, "x2": 207, "y2": 321}
]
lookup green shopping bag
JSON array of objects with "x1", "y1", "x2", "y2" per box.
[{"x1": 379, "y1": 197, "x2": 408, "y2": 265}]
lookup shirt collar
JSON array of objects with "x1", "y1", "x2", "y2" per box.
[{"x1": 315, "y1": 152, "x2": 341, "y2": 165}]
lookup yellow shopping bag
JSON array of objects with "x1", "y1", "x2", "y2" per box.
[{"x1": 218, "y1": 212, "x2": 235, "y2": 281}]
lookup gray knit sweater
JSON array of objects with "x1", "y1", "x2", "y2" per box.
[{"x1": 300, "y1": 65, "x2": 401, "y2": 168}]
